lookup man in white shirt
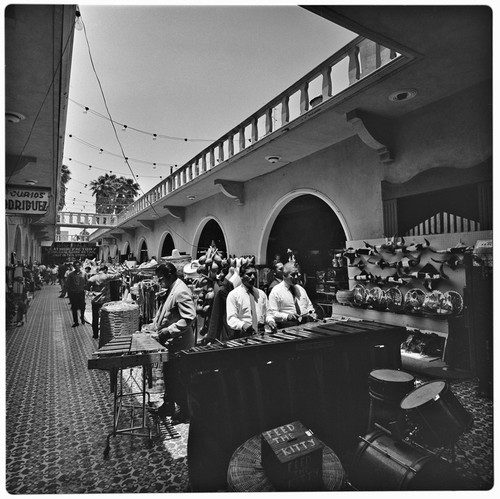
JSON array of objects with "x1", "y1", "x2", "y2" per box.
[
  {"x1": 268, "y1": 262, "x2": 316, "y2": 328},
  {"x1": 226, "y1": 264, "x2": 276, "y2": 337}
]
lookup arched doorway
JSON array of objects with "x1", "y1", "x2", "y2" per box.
[
  {"x1": 266, "y1": 194, "x2": 347, "y2": 297},
  {"x1": 24, "y1": 234, "x2": 29, "y2": 264},
  {"x1": 139, "y1": 240, "x2": 148, "y2": 264},
  {"x1": 197, "y1": 219, "x2": 227, "y2": 258},
  {"x1": 13, "y1": 226, "x2": 22, "y2": 264},
  {"x1": 160, "y1": 233, "x2": 175, "y2": 258},
  {"x1": 120, "y1": 242, "x2": 131, "y2": 263}
]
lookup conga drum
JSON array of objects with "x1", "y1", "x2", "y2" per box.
[
  {"x1": 400, "y1": 380, "x2": 473, "y2": 447},
  {"x1": 350, "y1": 430, "x2": 461, "y2": 490},
  {"x1": 368, "y1": 369, "x2": 415, "y2": 431}
]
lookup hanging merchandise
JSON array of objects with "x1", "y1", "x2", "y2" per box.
[
  {"x1": 187, "y1": 242, "x2": 256, "y2": 337},
  {"x1": 135, "y1": 280, "x2": 160, "y2": 325}
]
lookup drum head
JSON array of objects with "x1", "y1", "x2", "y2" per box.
[
  {"x1": 400, "y1": 380, "x2": 446, "y2": 410},
  {"x1": 370, "y1": 369, "x2": 414, "y2": 383}
]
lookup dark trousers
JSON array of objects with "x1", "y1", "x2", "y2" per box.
[
  {"x1": 69, "y1": 291, "x2": 86, "y2": 323},
  {"x1": 91, "y1": 301, "x2": 102, "y2": 337},
  {"x1": 59, "y1": 277, "x2": 66, "y2": 296},
  {"x1": 162, "y1": 356, "x2": 189, "y2": 416}
]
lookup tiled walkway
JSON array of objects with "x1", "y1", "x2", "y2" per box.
[{"x1": 5, "y1": 285, "x2": 190, "y2": 494}]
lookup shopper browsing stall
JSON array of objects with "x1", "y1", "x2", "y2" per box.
[{"x1": 87, "y1": 265, "x2": 121, "y2": 339}]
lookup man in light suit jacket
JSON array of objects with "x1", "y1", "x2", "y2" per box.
[{"x1": 149, "y1": 262, "x2": 196, "y2": 423}]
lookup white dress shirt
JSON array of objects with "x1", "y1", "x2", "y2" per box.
[
  {"x1": 226, "y1": 284, "x2": 270, "y2": 332},
  {"x1": 268, "y1": 280, "x2": 315, "y2": 322}
]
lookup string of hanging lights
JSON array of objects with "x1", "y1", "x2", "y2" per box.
[
  {"x1": 68, "y1": 7, "x2": 197, "y2": 249},
  {"x1": 63, "y1": 156, "x2": 171, "y2": 179},
  {"x1": 70, "y1": 98, "x2": 215, "y2": 143},
  {"x1": 66, "y1": 134, "x2": 178, "y2": 169}
]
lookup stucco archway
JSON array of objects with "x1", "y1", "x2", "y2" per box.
[
  {"x1": 138, "y1": 239, "x2": 149, "y2": 264},
  {"x1": 192, "y1": 216, "x2": 229, "y2": 258},
  {"x1": 119, "y1": 241, "x2": 131, "y2": 263},
  {"x1": 159, "y1": 232, "x2": 175, "y2": 258},
  {"x1": 24, "y1": 234, "x2": 29, "y2": 263},
  {"x1": 257, "y1": 189, "x2": 351, "y2": 266},
  {"x1": 13, "y1": 226, "x2": 22, "y2": 262}
]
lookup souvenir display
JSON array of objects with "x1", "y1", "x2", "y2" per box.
[
  {"x1": 365, "y1": 286, "x2": 385, "y2": 309},
  {"x1": 422, "y1": 290, "x2": 445, "y2": 313},
  {"x1": 385, "y1": 287, "x2": 403, "y2": 312},
  {"x1": 404, "y1": 288, "x2": 425, "y2": 312},
  {"x1": 441, "y1": 291, "x2": 464, "y2": 315},
  {"x1": 352, "y1": 284, "x2": 366, "y2": 306}
]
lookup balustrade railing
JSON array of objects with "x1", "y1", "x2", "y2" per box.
[
  {"x1": 55, "y1": 233, "x2": 91, "y2": 242},
  {"x1": 57, "y1": 212, "x2": 118, "y2": 227},
  {"x1": 111, "y1": 36, "x2": 400, "y2": 226}
]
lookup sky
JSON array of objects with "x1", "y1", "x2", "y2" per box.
[{"x1": 62, "y1": 2, "x2": 357, "y2": 218}]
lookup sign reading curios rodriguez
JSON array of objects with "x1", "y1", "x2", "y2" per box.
[{"x1": 6, "y1": 186, "x2": 50, "y2": 215}]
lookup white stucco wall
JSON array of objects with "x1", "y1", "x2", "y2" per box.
[{"x1": 116, "y1": 82, "x2": 491, "y2": 267}]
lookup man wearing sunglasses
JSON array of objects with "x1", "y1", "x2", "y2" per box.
[{"x1": 268, "y1": 262, "x2": 317, "y2": 328}]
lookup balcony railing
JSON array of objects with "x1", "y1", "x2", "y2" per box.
[
  {"x1": 113, "y1": 36, "x2": 400, "y2": 226},
  {"x1": 57, "y1": 212, "x2": 118, "y2": 228},
  {"x1": 55, "y1": 233, "x2": 91, "y2": 242}
]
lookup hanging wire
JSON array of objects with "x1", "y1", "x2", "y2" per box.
[
  {"x1": 6, "y1": 7, "x2": 75, "y2": 186},
  {"x1": 64, "y1": 155, "x2": 172, "y2": 177},
  {"x1": 66, "y1": 135, "x2": 176, "y2": 168},
  {"x1": 77, "y1": 11, "x2": 196, "y2": 248},
  {"x1": 69, "y1": 98, "x2": 215, "y2": 143}
]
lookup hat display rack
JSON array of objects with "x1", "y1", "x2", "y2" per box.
[{"x1": 333, "y1": 237, "x2": 466, "y2": 318}]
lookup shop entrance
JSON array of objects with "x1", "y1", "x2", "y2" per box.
[
  {"x1": 266, "y1": 194, "x2": 347, "y2": 297},
  {"x1": 120, "y1": 243, "x2": 131, "y2": 263},
  {"x1": 139, "y1": 240, "x2": 148, "y2": 263},
  {"x1": 13, "y1": 226, "x2": 22, "y2": 263},
  {"x1": 197, "y1": 219, "x2": 227, "y2": 258},
  {"x1": 160, "y1": 233, "x2": 175, "y2": 258}
]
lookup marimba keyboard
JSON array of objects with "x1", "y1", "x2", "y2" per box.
[
  {"x1": 178, "y1": 318, "x2": 404, "y2": 372},
  {"x1": 88, "y1": 332, "x2": 169, "y2": 370}
]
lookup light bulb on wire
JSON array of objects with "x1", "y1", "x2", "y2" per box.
[{"x1": 75, "y1": 9, "x2": 83, "y2": 31}]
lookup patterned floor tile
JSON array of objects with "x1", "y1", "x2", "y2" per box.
[{"x1": 5, "y1": 286, "x2": 189, "y2": 494}]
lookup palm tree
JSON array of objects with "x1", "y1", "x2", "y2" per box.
[
  {"x1": 58, "y1": 164, "x2": 71, "y2": 211},
  {"x1": 89, "y1": 174, "x2": 140, "y2": 214},
  {"x1": 115, "y1": 177, "x2": 140, "y2": 213},
  {"x1": 89, "y1": 173, "x2": 118, "y2": 214}
]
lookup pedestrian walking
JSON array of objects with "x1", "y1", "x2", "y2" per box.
[
  {"x1": 58, "y1": 262, "x2": 69, "y2": 297},
  {"x1": 65, "y1": 261, "x2": 88, "y2": 327}
]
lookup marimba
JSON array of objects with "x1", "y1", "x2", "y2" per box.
[
  {"x1": 88, "y1": 332, "x2": 169, "y2": 456},
  {"x1": 174, "y1": 317, "x2": 407, "y2": 491}
]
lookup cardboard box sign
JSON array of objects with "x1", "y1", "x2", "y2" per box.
[{"x1": 261, "y1": 421, "x2": 324, "y2": 491}]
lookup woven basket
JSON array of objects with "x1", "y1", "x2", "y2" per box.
[{"x1": 99, "y1": 301, "x2": 140, "y2": 348}]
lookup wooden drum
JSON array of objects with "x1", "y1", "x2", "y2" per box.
[{"x1": 400, "y1": 380, "x2": 473, "y2": 447}]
